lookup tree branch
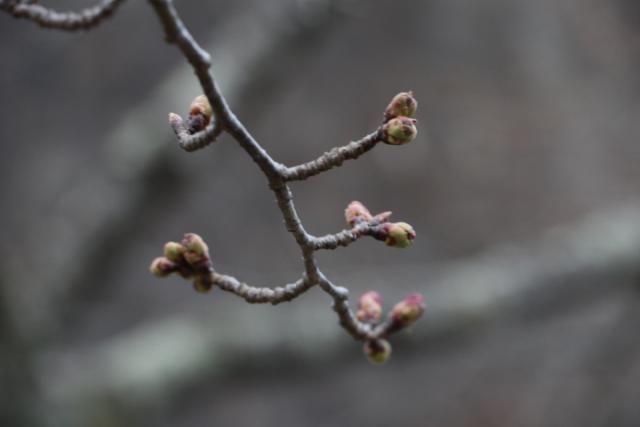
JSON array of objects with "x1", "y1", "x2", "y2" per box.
[
  {"x1": 168, "y1": 112, "x2": 223, "y2": 152},
  {"x1": 146, "y1": 0, "x2": 423, "y2": 357},
  {"x1": 282, "y1": 130, "x2": 382, "y2": 182},
  {"x1": 211, "y1": 274, "x2": 313, "y2": 305},
  {"x1": 3, "y1": 0, "x2": 424, "y2": 362},
  {"x1": 309, "y1": 222, "x2": 374, "y2": 250},
  {"x1": 1, "y1": 0, "x2": 126, "y2": 30}
]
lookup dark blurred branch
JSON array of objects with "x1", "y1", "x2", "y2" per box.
[{"x1": 0, "y1": 0, "x2": 126, "y2": 30}]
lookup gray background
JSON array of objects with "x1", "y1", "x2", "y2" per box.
[{"x1": 1, "y1": 0, "x2": 640, "y2": 426}]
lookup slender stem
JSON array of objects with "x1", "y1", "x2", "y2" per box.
[
  {"x1": 168, "y1": 113, "x2": 223, "y2": 152},
  {"x1": 146, "y1": 0, "x2": 381, "y2": 341},
  {"x1": 309, "y1": 223, "x2": 373, "y2": 250},
  {"x1": 211, "y1": 273, "x2": 313, "y2": 305},
  {"x1": 1, "y1": 0, "x2": 126, "y2": 30},
  {"x1": 2, "y1": 0, "x2": 421, "y2": 349},
  {"x1": 282, "y1": 130, "x2": 382, "y2": 182}
]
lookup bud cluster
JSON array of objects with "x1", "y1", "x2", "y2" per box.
[
  {"x1": 344, "y1": 201, "x2": 416, "y2": 248},
  {"x1": 357, "y1": 291, "x2": 425, "y2": 364},
  {"x1": 149, "y1": 233, "x2": 215, "y2": 293},
  {"x1": 382, "y1": 91, "x2": 418, "y2": 145}
]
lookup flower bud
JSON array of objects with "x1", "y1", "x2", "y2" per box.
[
  {"x1": 384, "y1": 91, "x2": 417, "y2": 121},
  {"x1": 363, "y1": 339, "x2": 392, "y2": 364},
  {"x1": 182, "y1": 233, "x2": 208, "y2": 256},
  {"x1": 357, "y1": 291, "x2": 383, "y2": 323},
  {"x1": 188, "y1": 95, "x2": 213, "y2": 133},
  {"x1": 163, "y1": 241, "x2": 186, "y2": 263},
  {"x1": 189, "y1": 95, "x2": 213, "y2": 123},
  {"x1": 193, "y1": 275, "x2": 213, "y2": 294},
  {"x1": 345, "y1": 201, "x2": 373, "y2": 226},
  {"x1": 382, "y1": 116, "x2": 418, "y2": 145},
  {"x1": 383, "y1": 222, "x2": 416, "y2": 248},
  {"x1": 149, "y1": 257, "x2": 177, "y2": 278},
  {"x1": 389, "y1": 293, "x2": 425, "y2": 331}
]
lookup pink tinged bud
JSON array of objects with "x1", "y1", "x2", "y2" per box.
[
  {"x1": 357, "y1": 291, "x2": 383, "y2": 323},
  {"x1": 164, "y1": 241, "x2": 186, "y2": 263},
  {"x1": 384, "y1": 91, "x2": 418, "y2": 121},
  {"x1": 149, "y1": 257, "x2": 177, "y2": 278},
  {"x1": 382, "y1": 116, "x2": 418, "y2": 145},
  {"x1": 345, "y1": 201, "x2": 373, "y2": 226},
  {"x1": 363, "y1": 339, "x2": 392, "y2": 364},
  {"x1": 384, "y1": 222, "x2": 416, "y2": 248},
  {"x1": 389, "y1": 293, "x2": 425, "y2": 330},
  {"x1": 182, "y1": 233, "x2": 209, "y2": 256},
  {"x1": 183, "y1": 251, "x2": 210, "y2": 272}
]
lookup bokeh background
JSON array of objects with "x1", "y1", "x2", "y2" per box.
[{"x1": 2, "y1": 0, "x2": 640, "y2": 426}]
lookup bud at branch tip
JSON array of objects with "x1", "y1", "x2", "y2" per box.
[
  {"x1": 384, "y1": 91, "x2": 417, "y2": 121},
  {"x1": 364, "y1": 339, "x2": 392, "y2": 364}
]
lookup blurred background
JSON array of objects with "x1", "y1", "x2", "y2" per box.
[{"x1": 2, "y1": 0, "x2": 640, "y2": 426}]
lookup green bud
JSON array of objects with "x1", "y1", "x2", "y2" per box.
[
  {"x1": 181, "y1": 233, "x2": 208, "y2": 256},
  {"x1": 345, "y1": 201, "x2": 373, "y2": 226},
  {"x1": 183, "y1": 251, "x2": 209, "y2": 270},
  {"x1": 382, "y1": 116, "x2": 418, "y2": 145},
  {"x1": 363, "y1": 339, "x2": 392, "y2": 364},
  {"x1": 149, "y1": 257, "x2": 177, "y2": 278},
  {"x1": 389, "y1": 293, "x2": 425, "y2": 331},
  {"x1": 384, "y1": 91, "x2": 417, "y2": 121},
  {"x1": 384, "y1": 222, "x2": 416, "y2": 248},
  {"x1": 193, "y1": 276, "x2": 213, "y2": 294},
  {"x1": 163, "y1": 241, "x2": 186, "y2": 263}
]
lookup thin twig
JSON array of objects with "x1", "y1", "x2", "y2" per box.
[
  {"x1": 147, "y1": 0, "x2": 382, "y2": 341},
  {"x1": 168, "y1": 113, "x2": 223, "y2": 152},
  {"x1": 4, "y1": 0, "x2": 420, "y2": 347},
  {"x1": 1, "y1": 0, "x2": 126, "y2": 30},
  {"x1": 282, "y1": 130, "x2": 382, "y2": 182},
  {"x1": 211, "y1": 273, "x2": 313, "y2": 305},
  {"x1": 309, "y1": 223, "x2": 374, "y2": 250}
]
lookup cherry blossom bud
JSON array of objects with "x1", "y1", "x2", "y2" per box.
[
  {"x1": 182, "y1": 233, "x2": 208, "y2": 256},
  {"x1": 163, "y1": 241, "x2": 186, "y2": 263},
  {"x1": 193, "y1": 275, "x2": 214, "y2": 294},
  {"x1": 384, "y1": 91, "x2": 417, "y2": 121},
  {"x1": 188, "y1": 95, "x2": 213, "y2": 133},
  {"x1": 345, "y1": 201, "x2": 373, "y2": 226},
  {"x1": 384, "y1": 222, "x2": 416, "y2": 248},
  {"x1": 149, "y1": 257, "x2": 177, "y2": 278},
  {"x1": 389, "y1": 293, "x2": 425, "y2": 331},
  {"x1": 357, "y1": 291, "x2": 383, "y2": 323},
  {"x1": 363, "y1": 339, "x2": 392, "y2": 364},
  {"x1": 382, "y1": 116, "x2": 418, "y2": 145}
]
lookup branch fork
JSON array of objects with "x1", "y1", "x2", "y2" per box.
[{"x1": 1, "y1": 0, "x2": 426, "y2": 363}]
